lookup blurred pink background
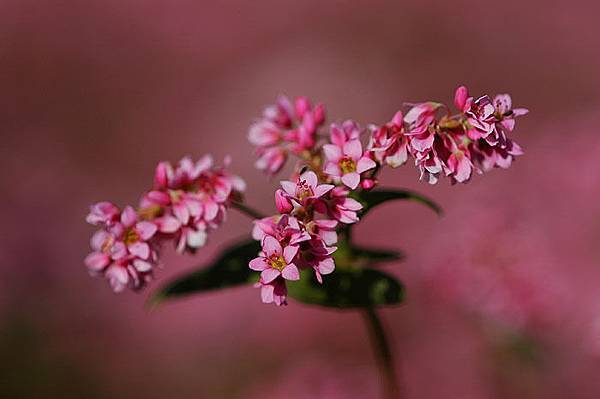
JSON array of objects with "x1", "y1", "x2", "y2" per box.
[{"x1": 2, "y1": 1, "x2": 600, "y2": 398}]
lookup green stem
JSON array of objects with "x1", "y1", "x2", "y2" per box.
[
  {"x1": 231, "y1": 201, "x2": 266, "y2": 220},
  {"x1": 363, "y1": 308, "x2": 402, "y2": 399}
]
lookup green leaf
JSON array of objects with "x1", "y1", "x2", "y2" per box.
[
  {"x1": 351, "y1": 245, "x2": 404, "y2": 263},
  {"x1": 149, "y1": 239, "x2": 260, "y2": 306},
  {"x1": 288, "y1": 268, "x2": 404, "y2": 309},
  {"x1": 354, "y1": 188, "x2": 442, "y2": 217}
]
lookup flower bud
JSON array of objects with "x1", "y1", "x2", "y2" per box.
[
  {"x1": 360, "y1": 178, "x2": 377, "y2": 191},
  {"x1": 275, "y1": 189, "x2": 293, "y2": 214}
]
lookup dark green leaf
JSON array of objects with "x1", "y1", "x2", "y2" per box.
[
  {"x1": 351, "y1": 245, "x2": 404, "y2": 263},
  {"x1": 354, "y1": 188, "x2": 442, "y2": 217},
  {"x1": 149, "y1": 239, "x2": 260, "y2": 306},
  {"x1": 288, "y1": 268, "x2": 404, "y2": 308}
]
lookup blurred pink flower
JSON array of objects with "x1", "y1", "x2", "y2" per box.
[{"x1": 85, "y1": 204, "x2": 158, "y2": 292}]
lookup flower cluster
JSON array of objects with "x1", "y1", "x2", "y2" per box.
[
  {"x1": 85, "y1": 156, "x2": 245, "y2": 292},
  {"x1": 247, "y1": 87, "x2": 527, "y2": 304},
  {"x1": 248, "y1": 96, "x2": 325, "y2": 175},
  {"x1": 85, "y1": 85, "x2": 527, "y2": 304}
]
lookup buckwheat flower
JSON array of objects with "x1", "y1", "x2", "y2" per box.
[
  {"x1": 323, "y1": 140, "x2": 376, "y2": 190},
  {"x1": 252, "y1": 214, "x2": 310, "y2": 247},
  {"x1": 314, "y1": 186, "x2": 363, "y2": 224},
  {"x1": 305, "y1": 218, "x2": 338, "y2": 246},
  {"x1": 85, "y1": 205, "x2": 159, "y2": 292},
  {"x1": 255, "y1": 146, "x2": 287, "y2": 175},
  {"x1": 472, "y1": 138, "x2": 524, "y2": 171},
  {"x1": 404, "y1": 102, "x2": 440, "y2": 152},
  {"x1": 492, "y1": 93, "x2": 529, "y2": 132},
  {"x1": 330, "y1": 120, "x2": 362, "y2": 147},
  {"x1": 280, "y1": 170, "x2": 334, "y2": 207},
  {"x1": 464, "y1": 95, "x2": 496, "y2": 141},
  {"x1": 249, "y1": 96, "x2": 326, "y2": 175},
  {"x1": 297, "y1": 237, "x2": 336, "y2": 284},
  {"x1": 255, "y1": 277, "x2": 288, "y2": 306},
  {"x1": 249, "y1": 236, "x2": 301, "y2": 283},
  {"x1": 368, "y1": 111, "x2": 410, "y2": 168},
  {"x1": 414, "y1": 148, "x2": 444, "y2": 185},
  {"x1": 86, "y1": 201, "x2": 120, "y2": 226}
]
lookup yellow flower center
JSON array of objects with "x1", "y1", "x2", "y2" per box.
[
  {"x1": 296, "y1": 179, "x2": 313, "y2": 201},
  {"x1": 101, "y1": 235, "x2": 115, "y2": 253},
  {"x1": 339, "y1": 157, "x2": 356, "y2": 174},
  {"x1": 269, "y1": 255, "x2": 287, "y2": 271},
  {"x1": 123, "y1": 228, "x2": 140, "y2": 245}
]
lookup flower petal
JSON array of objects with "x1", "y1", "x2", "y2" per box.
[
  {"x1": 281, "y1": 264, "x2": 300, "y2": 281},
  {"x1": 283, "y1": 245, "x2": 299, "y2": 263},
  {"x1": 249, "y1": 257, "x2": 269, "y2": 271},
  {"x1": 356, "y1": 156, "x2": 376, "y2": 173},
  {"x1": 121, "y1": 206, "x2": 137, "y2": 227},
  {"x1": 343, "y1": 140, "x2": 362, "y2": 160},
  {"x1": 323, "y1": 144, "x2": 342, "y2": 162},
  {"x1": 84, "y1": 252, "x2": 110, "y2": 271},
  {"x1": 262, "y1": 236, "x2": 282, "y2": 257},
  {"x1": 136, "y1": 221, "x2": 157, "y2": 240},
  {"x1": 261, "y1": 268, "x2": 280, "y2": 284},
  {"x1": 341, "y1": 172, "x2": 360, "y2": 190},
  {"x1": 133, "y1": 259, "x2": 153, "y2": 272}
]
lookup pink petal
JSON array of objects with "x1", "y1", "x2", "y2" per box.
[
  {"x1": 203, "y1": 201, "x2": 219, "y2": 221},
  {"x1": 156, "y1": 216, "x2": 181, "y2": 233},
  {"x1": 342, "y1": 198, "x2": 363, "y2": 211},
  {"x1": 280, "y1": 180, "x2": 297, "y2": 197},
  {"x1": 343, "y1": 140, "x2": 362, "y2": 160},
  {"x1": 133, "y1": 259, "x2": 153, "y2": 272},
  {"x1": 281, "y1": 264, "x2": 300, "y2": 281},
  {"x1": 262, "y1": 236, "x2": 282, "y2": 257},
  {"x1": 341, "y1": 172, "x2": 360, "y2": 190},
  {"x1": 315, "y1": 219, "x2": 338, "y2": 229},
  {"x1": 323, "y1": 162, "x2": 341, "y2": 177},
  {"x1": 128, "y1": 242, "x2": 150, "y2": 259},
  {"x1": 261, "y1": 268, "x2": 281, "y2": 284},
  {"x1": 84, "y1": 252, "x2": 110, "y2": 271},
  {"x1": 90, "y1": 230, "x2": 111, "y2": 251},
  {"x1": 185, "y1": 198, "x2": 203, "y2": 217},
  {"x1": 106, "y1": 266, "x2": 129, "y2": 290},
  {"x1": 319, "y1": 230, "x2": 338, "y2": 246},
  {"x1": 314, "y1": 184, "x2": 334, "y2": 198},
  {"x1": 454, "y1": 85, "x2": 469, "y2": 111},
  {"x1": 121, "y1": 206, "x2": 137, "y2": 227},
  {"x1": 356, "y1": 156, "x2": 376, "y2": 173},
  {"x1": 323, "y1": 144, "x2": 342, "y2": 162},
  {"x1": 136, "y1": 221, "x2": 157, "y2": 240},
  {"x1": 318, "y1": 257, "x2": 335, "y2": 275},
  {"x1": 146, "y1": 190, "x2": 170, "y2": 206},
  {"x1": 283, "y1": 245, "x2": 299, "y2": 263},
  {"x1": 110, "y1": 242, "x2": 127, "y2": 260},
  {"x1": 260, "y1": 284, "x2": 275, "y2": 303},
  {"x1": 249, "y1": 257, "x2": 269, "y2": 271},
  {"x1": 301, "y1": 171, "x2": 318, "y2": 189},
  {"x1": 173, "y1": 202, "x2": 190, "y2": 224}
]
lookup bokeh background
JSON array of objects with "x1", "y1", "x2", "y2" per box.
[{"x1": 2, "y1": 0, "x2": 600, "y2": 398}]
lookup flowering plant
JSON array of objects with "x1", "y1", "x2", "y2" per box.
[{"x1": 85, "y1": 86, "x2": 527, "y2": 398}]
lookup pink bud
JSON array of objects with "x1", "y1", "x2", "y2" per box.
[
  {"x1": 391, "y1": 110, "x2": 403, "y2": 127},
  {"x1": 313, "y1": 103, "x2": 326, "y2": 125},
  {"x1": 275, "y1": 189, "x2": 293, "y2": 214},
  {"x1": 295, "y1": 97, "x2": 311, "y2": 119},
  {"x1": 454, "y1": 86, "x2": 469, "y2": 112},
  {"x1": 360, "y1": 178, "x2": 377, "y2": 190},
  {"x1": 154, "y1": 162, "x2": 170, "y2": 188}
]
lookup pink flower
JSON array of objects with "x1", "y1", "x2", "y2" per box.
[
  {"x1": 85, "y1": 201, "x2": 120, "y2": 226},
  {"x1": 330, "y1": 120, "x2": 362, "y2": 147},
  {"x1": 368, "y1": 111, "x2": 410, "y2": 168},
  {"x1": 314, "y1": 186, "x2": 363, "y2": 224},
  {"x1": 249, "y1": 236, "x2": 301, "y2": 283},
  {"x1": 85, "y1": 205, "x2": 158, "y2": 292},
  {"x1": 305, "y1": 218, "x2": 338, "y2": 246},
  {"x1": 255, "y1": 277, "x2": 288, "y2": 306},
  {"x1": 296, "y1": 237, "x2": 336, "y2": 284},
  {"x1": 492, "y1": 93, "x2": 529, "y2": 132},
  {"x1": 254, "y1": 146, "x2": 287, "y2": 175},
  {"x1": 139, "y1": 155, "x2": 245, "y2": 253},
  {"x1": 275, "y1": 189, "x2": 294, "y2": 213},
  {"x1": 404, "y1": 102, "x2": 440, "y2": 152},
  {"x1": 249, "y1": 96, "x2": 326, "y2": 175},
  {"x1": 280, "y1": 170, "x2": 334, "y2": 207},
  {"x1": 323, "y1": 140, "x2": 376, "y2": 190},
  {"x1": 252, "y1": 214, "x2": 310, "y2": 246}
]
